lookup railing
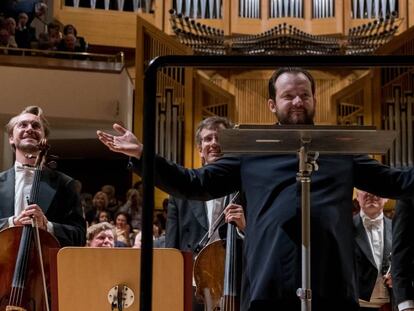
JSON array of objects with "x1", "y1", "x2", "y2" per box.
[{"x1": 0, "y1": 47, "x2": 124, "y2": 63}]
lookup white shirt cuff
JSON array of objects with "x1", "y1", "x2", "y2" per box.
[
  {"x1": 399, "y1": 300, "x2": 414, "y2": 311},
  {"x1": 8, "y1": 216, "x2": 15, "y2": 227},
  {"x1": 47, "y1": 221, "x2": 54, "y2": 234}
]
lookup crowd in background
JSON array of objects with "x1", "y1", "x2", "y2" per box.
[
  {"x1": 0, "y1": 0, "x2": 87, "y2": 57},
  {"x1": 80, "y1": 181, "x2": 167, "y2": 249}
]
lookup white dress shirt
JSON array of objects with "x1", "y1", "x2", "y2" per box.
[
  {"x1": 8, "y1": 162, "x2": 54, "y2": 233},
  {"x1": 359, "y1": 210, "x2": 389, "y2": 308}
]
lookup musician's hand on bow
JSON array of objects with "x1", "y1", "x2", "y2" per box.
[
  {"x1": 97, "y1": 123, "x2": 143, "y2": 159},
  {"x1": 14, "y1": 204, "x2": 48, "y2": 230},
  {"x1": 224, "y1": 203, "x2": 246, "y2": 231}
]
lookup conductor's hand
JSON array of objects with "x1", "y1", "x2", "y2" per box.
[
  {"x1": 97, "y1": 123, "x2": 143, "y2": 159},
  {"x1": 14, "y1": 204, "x2": 48, "y2": 230},
  {"x1": 224, "y1": 204, "x2": 246, "y2": 231}
]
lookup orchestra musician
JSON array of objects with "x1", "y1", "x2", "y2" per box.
[
  {"x1": 0, "y1": 106, "x2": 86, "y2": 246},
  {"x1": 97, "y1": 67, "x2": 414, "y2": 311},
  {"x1": 353, "y1": 190, "x2": 392, "y2": 310},
  {"x1": 165, "y1": 116, "x2": 246, "y2": 311}
]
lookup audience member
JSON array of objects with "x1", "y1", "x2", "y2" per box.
[
  {"x1": 96, "y1": 210, "x2": 111, "y2": 224},
  {"x1": 29, "y1": 2, "x2": 47, "y2": 39},
  {"x1": 0, "y1": 27, "x2": 17, "y2": 52},
  {"x1": 133, "y1": 231, "x2": 141, "y2": 248},
  {"x1": 114, "y1": 211, "x2": 131, "y2": 247},
  {"x1": 354, "y1": 190, "x2": 392, "y2": 310},
  {"x1": 101, "y1": 184, "x2": 121, "y2": 218},
  {"x1": 38, "y1": 22, "x2": 61, "y2": 50},
  {"x1": 118, "y1": 188, "x2": 142, "y2": 230},
  {"x1": 86, "y1": 222, "x2": 116, "y2": 247},
  {"x1": 85, "y1": 191, "x2": 109, "y2": 225},
  {"x1": 5, "y1": 17, "x2": 17, "y2": 46},
  {"x1": 154, "y1": 213, "x2": 166, "y2": 247},
  {"x1": 62, "y1": 24, "x2": 86, "y2": 51},
  {"x1": 15, "y1": 12, "x2": 36, "y2": 48}
]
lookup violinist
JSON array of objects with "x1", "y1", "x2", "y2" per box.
[
  {"x1": 165, "y1": 116, "x2": 246, "y2": 311},
  {"x1": 0, "y1": 106, "x2": 86, "y2": 246}
]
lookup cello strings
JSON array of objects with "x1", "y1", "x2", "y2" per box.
[
  {"x1": 199, "y1": 191, "x2": 240, "y2": 248},
  {"x1": 33, "y1": 217, "x2": 50, "y2": 311},
  {"x1": 9, "y1": 166, "x2": 43, "y2": 308}
]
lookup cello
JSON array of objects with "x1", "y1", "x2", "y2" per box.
[
  {"x1": 193, "y1": 193, "x2": 242, "y2": 311},
  {"x1": 0, "y1": 139, "x2": 60, "y2": 311}
]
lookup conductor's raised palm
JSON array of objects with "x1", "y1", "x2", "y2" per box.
[{"x1": 97, "y1": 123, "x2": 143, "y2": 158}]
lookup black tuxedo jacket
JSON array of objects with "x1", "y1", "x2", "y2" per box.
[
  {"x1": 0, "y1": 167, "x2": 86, "y2": 246},
  {"x1": 133, "y1": 153, "x2": 414, "y2": 310},
  {"x1": 165, "y1": 196, "x2": 208, "y2": 253},
  {"x1": 392, "y1": 198, "x2": 414, "y2": 305},
  {"x1": 354, "y1": 214, "x2": 392, "y2": 301},
  {"x1": 165, "y1": 195, "x2": 236, "y2": 254}
]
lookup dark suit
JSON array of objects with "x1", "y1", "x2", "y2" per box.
[
  {"x1": 133, "y1": 153, "x2": 414, "y2": 311},
  {"x1": 0, "y1": 167, "x2": 86, "y2": 246},
  {"x1": 165, "y1": 196, "x2": 208, "y2": 253},
  {"x1": 354, "y1": 214, "x2": 392, "y2": 302},
  {"x1": 392, "y1": 198, "x2": 414, "y2": 306},
  {"x1": 165, "y1": 195, "x2": 235, "y2": 311}
]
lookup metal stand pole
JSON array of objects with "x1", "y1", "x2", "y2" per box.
[{"x1": 296, "y1": 139, "x2": 318, "y2": 311}]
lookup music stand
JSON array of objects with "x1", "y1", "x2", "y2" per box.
[{"x1": 219, "y1": 125, "x2": 396, "y2": 311}]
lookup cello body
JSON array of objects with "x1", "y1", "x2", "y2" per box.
[
  {"x1": 0, "y1": 226, "x2": 59, "y2": 311},
  {"x1": 193, "y1": 227, "x2": 242, "y2": 311}
]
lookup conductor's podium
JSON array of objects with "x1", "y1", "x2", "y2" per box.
[{"x1": 52, "y1": 248, "x2": 192, "y2": 311}]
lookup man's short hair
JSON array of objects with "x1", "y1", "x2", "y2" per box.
[
  {"x1": 268, "y1": 67, "x2": 316, "y2": 100},
  {"x1": 195, "y1": 116, "x2": 233, "y2": 146},
  {"x1": 5, "y1": 105, "x2": 50, "y2": 138},
  {"x1": 86, "y1": 222, "x2": 116, "y2": 244}
]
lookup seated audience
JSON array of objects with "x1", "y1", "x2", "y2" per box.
[
  {"x1": 101, "y1": 184, "x2": 121, "y2": 218},
  {"x1": 119, "y1": 188, "x2": 142, "y2": 230},
  {"x1": 5, "y1": 17, "x2": 17, "y2": 46},
  {"x1": 57, "y1": 33, "x2": 86, "y2": 59},
  {"x1": 133, "y1": 231, "x2": 141, "y2": 248},
  {"x1": 95, "y1": 210, "x2": 112, "y2": 224},
  {"x1": 38, "y1": 22, "x2": 61, "y2": 50},
  {"x1": 62, "y1": 24, "x2": 86, "y2": 51},
  {"x1": 86, "y1": 222, "x2": 116, "y2": 248},
  {"x1": 30, "y1": 2, "x2": 47, "y2": 39},
  {"x1": 0, "y1": 27, "x2": 17, "y2": 53},
  {"x1": 114, "y1": 211, "x2": 132, "y2": 247},
  {"x1": 153, "y1": 212, "x2": 166, "y2": 247},
  {"x1": 85, "y1": 191, "x2": 109, "y2": 225}
]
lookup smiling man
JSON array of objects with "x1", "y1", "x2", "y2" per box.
[
  {"x1": 0, "y1": 106, "x2": 85, "y2": 246},
  {"x1": 166, "y1": 116, "x2": 246, "y2": 311}
]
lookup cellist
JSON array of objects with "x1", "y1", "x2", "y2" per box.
[
  {"x1": 0, "y1": 106, "x2": 85, "y2": 247},
  {"x1": 164, "y1": 116, "x2": 246, "y2": 311}
]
